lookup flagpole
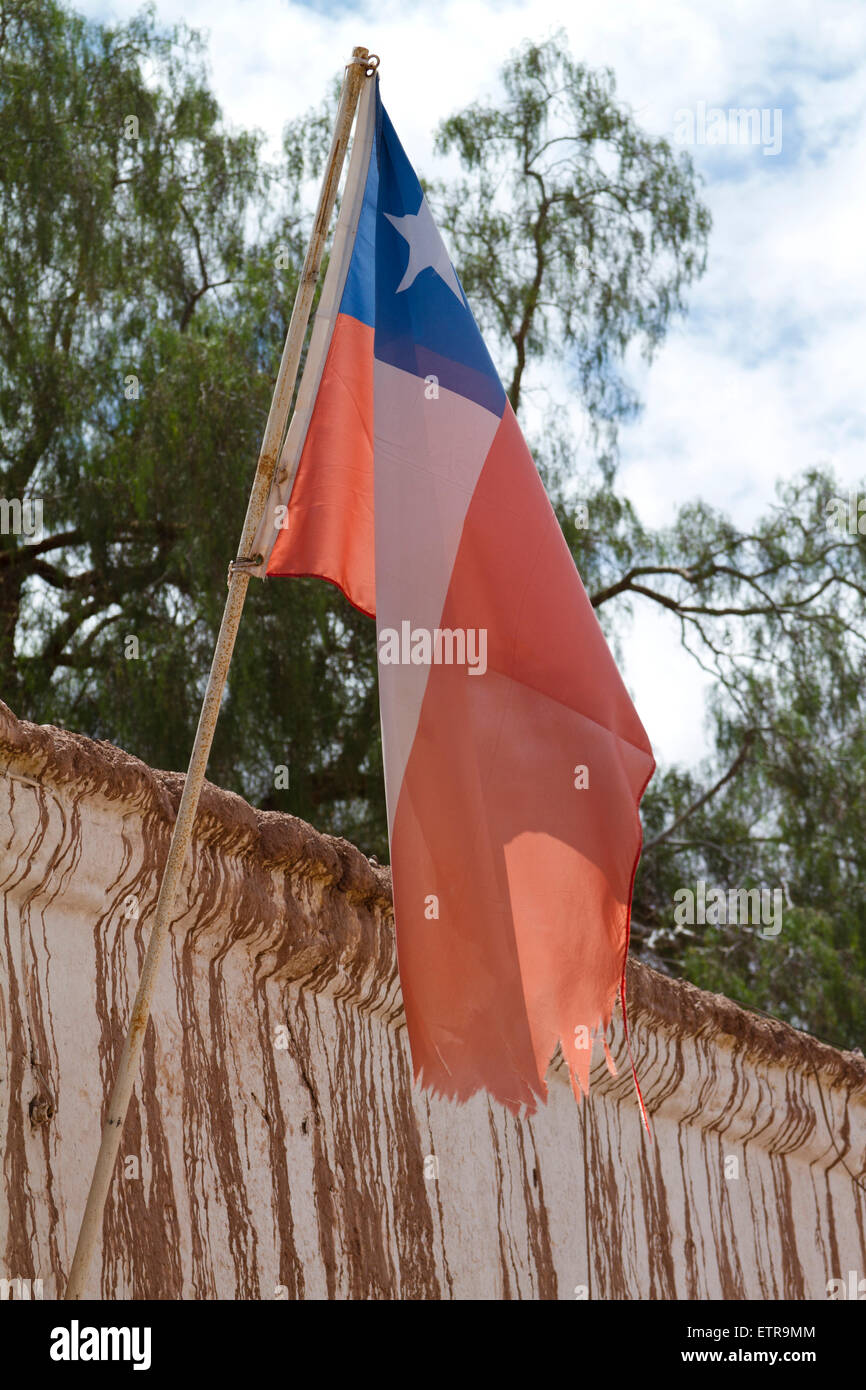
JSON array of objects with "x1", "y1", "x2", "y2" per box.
[{"x1": 64, "y1": 44, "x2": 373, "y2": 1302}]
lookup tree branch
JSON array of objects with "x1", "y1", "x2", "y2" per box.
[{"x1": 643, "y1": 730, "x2": 757, "y2": 853}]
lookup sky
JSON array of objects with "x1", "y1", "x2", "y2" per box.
[{"x1": 80, "y1": 0, "x2": 866, "y2": 770}]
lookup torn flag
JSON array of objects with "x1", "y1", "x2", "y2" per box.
[{"x1": 251, "y1": 76, "x2": 656, "y2": 1115}]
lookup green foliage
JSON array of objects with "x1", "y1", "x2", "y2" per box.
[
  {"x1": 680, "y1": 908, "x2": 866, "y2": 1047},
  {"x1": 431, "y1": 33, "x2": 710, "y2": 437},
  {"x1": 0, "y1": 0, "x2": 386, "y2": 849},
  {"x1": 630, "y1": 464, "x2": 866, "y2": 1049},
  {"x1": 1, "y1": 3, "x2": 863, "y2": 1049}
]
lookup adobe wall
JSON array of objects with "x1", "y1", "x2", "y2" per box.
[{"x1": 1, "y1": 700, "x2": 864, "y2": 1300}]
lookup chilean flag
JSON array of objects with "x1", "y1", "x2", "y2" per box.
[{"x1": 251, "y1": 77, "x2": 655, "y2": 1116}]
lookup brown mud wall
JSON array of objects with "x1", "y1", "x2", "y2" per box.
[{"x1": 1, "y1": 701, "x2": 864, "y2": 1299}]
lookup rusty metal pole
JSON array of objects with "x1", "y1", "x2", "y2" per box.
[{"x1": 64, "y1": 45, "x2": 372, "y2": 1301}]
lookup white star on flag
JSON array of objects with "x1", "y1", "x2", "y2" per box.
[{"x1": 384, "y1": 197, "x2": 465, "y2": 304}]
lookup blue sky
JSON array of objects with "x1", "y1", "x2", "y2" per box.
[{"x1": 79, "y1": 0, "x2": 866, "y2": 769}]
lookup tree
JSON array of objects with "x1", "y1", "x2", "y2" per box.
[
  {"x1": 0, "y1": 0, "x2": 266, "y2": 728},
  {"x1": 0, "y1": 12, "x2": 711, "y2": 855},
  {"x1": 432, "y1": 37, "x2": 710, "y2": 438},
  {"x1": 0, "y1": 0, "x2": 383, "y2": 845},
  {"x1": 427, "y1": 40, "x2": 866, "y2": 1050},
  {"x1": 3, "y1": 8, "x2": 863, "y2": 1048},
  {"x1": 632, "y1": 468, "x2": 866, "y2": 1046}
]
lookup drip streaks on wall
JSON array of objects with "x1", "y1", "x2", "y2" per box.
[{"x1": 0, "y1": 701, "x2": 864, "y2": 1300}]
